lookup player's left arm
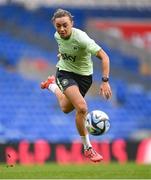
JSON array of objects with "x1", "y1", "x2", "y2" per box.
[{"x1": 96, "y1": 49, "x2": 112, "y2": 100}]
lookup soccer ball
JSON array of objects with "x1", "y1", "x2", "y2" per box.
[{"x1": 85, "y1": 110, "x2": 110, "y2": 136}]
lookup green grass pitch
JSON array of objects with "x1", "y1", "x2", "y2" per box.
[{"x1": 0, "y1": 162, "x2": 151, "y2": 179}]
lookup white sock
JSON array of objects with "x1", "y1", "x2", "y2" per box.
[
  {"x1": 81, "y1": 134, "x2": 92, "y2": 150},
  {"x1": 48, "y1": 84, "x2": 58, "y2": 93}
]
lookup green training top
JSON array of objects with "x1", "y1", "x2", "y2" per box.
[{"x1": 55, "y1": 28, "x2": 101, "y2": 75}]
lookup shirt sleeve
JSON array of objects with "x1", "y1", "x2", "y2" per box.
[
  {"x1": 80, "y1": 32, "x2": 102, "y2": 56},
  {"x1": 54, "y1": 32, "x2": 59, "y2": 40}
]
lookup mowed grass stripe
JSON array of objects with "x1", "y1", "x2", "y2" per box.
[{"x1": 0, "y1": 162, "x2": 151, "y2": 179}]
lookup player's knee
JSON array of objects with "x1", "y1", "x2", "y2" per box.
[
  {"x1": 62, "y1": 108, "x2": 71, "y2": 114},
  {"x1": 61, "y1": 106, "x2": 74, "y2": 114},
  {"x1": 76, "y1": 102, "x2": 88, "y2": 115}
]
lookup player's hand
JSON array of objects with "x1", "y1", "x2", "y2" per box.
[{"x1": 99, "y1": 82, "x2": 112, "y2": 100}]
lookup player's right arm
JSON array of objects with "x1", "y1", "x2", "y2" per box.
[
  {"x1": 57, "y1": 52, "x2": 61, "y2": 60},
  {"x1": 54, "y1": 32, "x2": 61, "y2": 61}
]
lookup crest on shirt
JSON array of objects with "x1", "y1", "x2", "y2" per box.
[{"x1": 73, "y1": 46, "x2": 78, "y2": 51}]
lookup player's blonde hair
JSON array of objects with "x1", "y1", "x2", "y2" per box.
[{"x1": 51, "y1": 8, "x2": 73, "y2": 22}]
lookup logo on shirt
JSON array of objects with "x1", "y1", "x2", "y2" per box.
[
  {"x1": 61, "y1": 53, "x2": 76, "y2": 62},
  {"x1": 73, "y1": 46, "x2": 78, "y2": 51}
]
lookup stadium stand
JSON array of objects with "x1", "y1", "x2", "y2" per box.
[{"x1": 0, "y1": 3, "x2": 151, "y2": 143}]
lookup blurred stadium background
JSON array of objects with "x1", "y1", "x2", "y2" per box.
[{"x1": 0, "y1": 0, "x2": 151, "y2": 166}]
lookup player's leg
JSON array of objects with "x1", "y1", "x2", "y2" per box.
[
  {"x1": 41, "y1": 72, "x2": 103, "y2": 162},
  {"x1": 54, "y1": 87, "x2": 74, "y2": 113},
  {"x1": 64, "y1": 85, "x2": 88, "y2": 136},
  {"x1": 41, "y1": 75, "x2": 74, "y2": 113},
  {"x1": 64, "y1": 85, "x2": 103, "y2": 162}
]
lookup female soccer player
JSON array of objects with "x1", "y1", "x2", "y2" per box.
[{"x1": 41, "y1": 9, "x2": 112, "y2": 162}]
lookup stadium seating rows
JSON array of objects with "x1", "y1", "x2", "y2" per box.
[
  {"x1": 0, "y1": 66, "x2": 151, "y2": 142},
  {"x1": 0, "y1": 32, "x2": 56, "y2": 66}
]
